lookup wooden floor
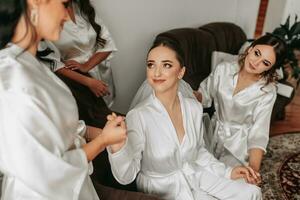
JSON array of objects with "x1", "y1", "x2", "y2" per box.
[{"x1": 270, "y1": 87, "x2": 300, "y2": 136}]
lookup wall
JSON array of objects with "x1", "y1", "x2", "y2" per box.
[
  {"x1": 264, "y1": 0, "x2": 300, "y2": 34},
  {"x1": 263, "y1": 0, "x2": 287, "y2": 34},
  {"x1": 92, "y1": 0, "x2": 260, "y2": 113},
  {"x1": 282, "y1": 0, "x2": 300, "y2": 25}
]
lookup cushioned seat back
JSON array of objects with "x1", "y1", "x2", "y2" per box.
[{"x1": 200, "y1": 22, "x2": 247, "y2": 55}]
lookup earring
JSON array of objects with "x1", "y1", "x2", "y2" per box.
[{"x1": 30, "y1": 7, "x2": 38, "y2": 26}]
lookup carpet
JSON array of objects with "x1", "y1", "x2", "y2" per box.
[{"x1": 261, "y1": 133, "x2": 300, "y2": 200}]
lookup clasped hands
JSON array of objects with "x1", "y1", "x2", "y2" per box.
[
  {"x1": 105, "y1": 113, "x2": 128, "y2": 153},
  {"x1": 231, "y1": 165, "x2": 261, "y2": 185}
]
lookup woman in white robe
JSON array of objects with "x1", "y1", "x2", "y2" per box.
[
  {"x1": 52, "y1": 0, "x2": 117, "y2": 107},
  {"x1": 108, "y1": 38, "x2": 262, "y2": 200},
  {"x1": 194, "y1": 34, "x2": 287, "y2": 171},
  {"x1": 38, "y1": 0, "x2": 117, "y2": 128},
  {"x1": 0, "y1": 0, "x2": 127, "y2": 199}
]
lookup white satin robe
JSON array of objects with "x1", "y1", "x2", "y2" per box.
[
  {"x1": 108, "y1": 93, "x2": 262, "y2": 200},
  {"x1": 52, "y1": 3, "x2": 117, "y2": 107},
  {"x1": 0, "y1": 44, "x2": 99, "y2": 200},
  {"x1": 198, "y1": 61, "x2": 276, "y2": 166}
]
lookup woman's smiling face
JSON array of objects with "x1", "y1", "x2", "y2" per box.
[{"x1": 146, "y1": 45, "x2": 185, "y2": 94}]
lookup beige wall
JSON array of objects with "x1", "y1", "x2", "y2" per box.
[{"x1": 263, "y1": 0, "x2": 287, "y2": 34}]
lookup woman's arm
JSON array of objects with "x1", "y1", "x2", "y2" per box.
[
  {"x1": 57, "y1": 68, "x2": 109, "y2": 97},
  {"x1": 248, "y1": 148, "x2": 264, "y2": 171},
  {"x1": 64, "y1": 52, "x2": 111, "y2": 73},
  {"x1": 247, "y1": 89, "x2": 276, "y2": 171},
  {"x1": 196, "y1": 62, "x2": 224, "y2": 107},
  {"x1": 57, "y1": 68, "x2": 91, "y2": 86},
  {"x1": 83, "y1": 51, "x2": 111, "y2": 72},
  {"x1": 107, "y1": 110, "x2": 145, "y2": 185}
]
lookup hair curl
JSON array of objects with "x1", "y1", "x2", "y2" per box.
[{"x1": 73, "y1": 0, "x2": 106, "y2": 48}]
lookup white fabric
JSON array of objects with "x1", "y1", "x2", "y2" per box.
[
  {"x1": 277, "y1": 82, "x2": 294, "y2": 98},
  {"x1": 0, "y1": 44, "x2": 99, "y2": 200},
  {"x1": 276, "y1": 67, "x2": 284, "y2": 80},
  {"x1": 108, "y1": 93, "x2": 262, "y2": 200},
  {"x1": 129, "y1": 79, "x2": 196, "y2": 110},
  {"x1": 211, "y1": 51, "x2": 238, "y2": 72},
  {"x1": 52, "y1": 3, "x2": 117, "y2": 107},
  {"x1": 238, "y1": 41, "x2": 251, "y2": 54},
  {"x1": 198, "y1": 61, "x2": 277, "y2": 166}
]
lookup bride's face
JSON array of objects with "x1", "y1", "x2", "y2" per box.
[{"x1": 146, "y1": 45, "x2": 185, "y2": 94}]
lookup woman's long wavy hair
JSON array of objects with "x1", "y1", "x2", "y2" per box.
[
  {"x1": 73, "y1": 0, "x2": 106, "y2": 48},
  {"x1": 0, "y1": 0, "x2": 37, "y2": 50},
  {"x1": 238, "y1": 34, "x2": 287, "y2": 85}
]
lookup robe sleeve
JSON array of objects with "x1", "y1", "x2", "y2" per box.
[
  {"x1": 247, "y1": 88, "x2": 276, "y2": 153},
  {"x1": 107, "y1": 109, "x2": 145, "y2": 184},
  {"x1": 94, "y1": 16, "x2": 117, "y2": 60},
  {"x1": 192, "y1": 101, "x2": 232, "y2": 179},
  {"x1": 0, "y1": 91, "x2": 89, "y2": 200},
  {"x1": 198, "y1": 63, "x2": 222, "y2": 108},
  {"x1": 38, "y1": 40, "x2": 65, "y2": 72}
]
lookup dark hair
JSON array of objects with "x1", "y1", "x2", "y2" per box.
[
  {"x1": 148, "y1": 37, "x2": 185, "y2": 67},
  {"x1": 73, "y1": 0, "x2": 106, "y2": 48},
  {"x1": 0, "y1": 0, "x2": 37, "y2": 50},
  {"x1": 291, "y1": 39, "x2": 300, "y2": 51},
  {"x1": 238, "y1": 33, "x2": 287, "y2": 84}
]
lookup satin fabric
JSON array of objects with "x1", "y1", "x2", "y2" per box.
[
  {"x1": 198, "y1": 61, "x2": 276, "y2": 166},
  {"x1": 52, "y1": 3, "x2": 117, "y2": 107},
  {"x1": 0, "y1": 44, "x2": 99, "y2": 200},
  {"x1": 108, "y1": 93, "x2": 240, "y2": 200}
]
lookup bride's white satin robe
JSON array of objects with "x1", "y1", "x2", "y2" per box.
[
  {"x1": 198, "y1": 61, "x2": 276, "y2": 166},
  {"x1": 0, "y1": 44, "x2": 99, "y2": 200},
  {"x1": 108, "y1": 93, "x2": 262, "y2": 200}
]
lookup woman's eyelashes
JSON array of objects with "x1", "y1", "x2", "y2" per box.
[
  {"x1": 263, "y1": 60, "x2": 271, "y2": 67},
  {"x1": 147, "y1": 61, "x2": 155, "y2": 69},
  {"x1": 163, "y1": 63, "x2": 172, "y2": 68},
  {"x1": 146, "y1": 61, "x2": 173, "y2": 69},
  {"x1": 254, "y1": 49, "x2": 261, "y2": 57}
]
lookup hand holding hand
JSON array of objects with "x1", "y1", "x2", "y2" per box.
[
  {"x1": 101, "y1": 113, "x2": 127, "y2": 149},
  {"x1": 106, "y1": 113, "x2": 127, "y2": 153},
  {"x1": 231, "y1": 166, "x2": 261, "y2": 185}
]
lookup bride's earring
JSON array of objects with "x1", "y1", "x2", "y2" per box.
[{"x1": 30, "y1": 7, "x2": 38, "y2": 26}]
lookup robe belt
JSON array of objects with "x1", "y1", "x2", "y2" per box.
[
  {"x1": 215, "y1": 120, "x2": 248, "y2": 138},
  {"x1": 140, "y1": 162, "x2": 196, "y2": 179},
  {"x1": 213, "y1": 119, "x2": 250, "y2": 165}
]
